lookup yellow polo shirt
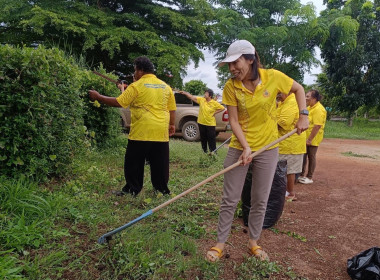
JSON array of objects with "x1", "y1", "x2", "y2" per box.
[
  {"x1": 222, "y1": 68, "x2": 294, "y2": 151},
  {"x1": 277, "y1": 94, "x2": 306, "y2": 154},
  {"x1": 196, "y1": 97, "x2": 225, "y2": 126},
  {"x1": 306, "y1": 101, "x2": 327, "y2": 146},
  {"x1": 116, "y1": 74, "x2": 176, "y2": 142}
]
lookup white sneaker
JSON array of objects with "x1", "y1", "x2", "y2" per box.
[
  {"x1": 299, "y1": 177, "x2": 313, "y2": 184},
  {"x1": 297, "y1": 176, "x2": 306, "y2": 183}
]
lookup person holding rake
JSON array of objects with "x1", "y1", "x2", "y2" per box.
[{"x1": 206, "y1": 40, "x2": 309, "y2": 262}]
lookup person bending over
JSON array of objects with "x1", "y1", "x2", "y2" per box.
[{"x1": 206, "y1": 40, "x2": 308, "y2": 262}]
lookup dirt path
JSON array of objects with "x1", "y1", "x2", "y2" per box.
[{"x1": 205, "y1": 138, "x2": 380, "y2": 279}]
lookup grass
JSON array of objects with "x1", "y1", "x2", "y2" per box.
[
  {"x1": 1, "y1": 135, "x2": 303, "y2": 279},
  {"x1": 324, "y1": 118, "x2": 380, "y2": 140},
  {"x1": 341, "y1": 151, "x2": 376, "y2": 159}
]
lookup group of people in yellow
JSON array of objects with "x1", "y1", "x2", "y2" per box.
[
  {"x1": 277, "y1": 89, "x2": 327, "y2": 201},
  {"x1": 89, "y1": 39, "x2": 327, "y2": 264}
]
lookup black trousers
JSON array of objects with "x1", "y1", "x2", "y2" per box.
[
  {"x1": 122, "y1": 140, "x2": 170, "y2": 195},
  {"x1": 198, "y1": 123, "x2": 216, "y2": 153}
]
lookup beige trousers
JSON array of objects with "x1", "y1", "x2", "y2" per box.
[{"x1": 217, "y1": 147, "x2": 278, "y2": 242}]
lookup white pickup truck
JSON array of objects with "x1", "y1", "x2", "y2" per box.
[{"x1": 120, "y1": 92, "x2": 230, "y2": 141}]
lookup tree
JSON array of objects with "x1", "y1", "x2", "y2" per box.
[
  {"x1": 209, "y1": 0, "x2": 328, "y2": 87},
  {"x1": 184, "y1": 80, "x2": 207, "y2": 95},
  {"x1": 319, "y1": 0, "x2": 380, "y2": 125},
  {"x1": 0, "y1": 0, "x2": 214, "y2": 88}
]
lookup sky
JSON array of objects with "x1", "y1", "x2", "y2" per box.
[{"x1": 182, "y1": 0, "x2": 326, "y2": 94}]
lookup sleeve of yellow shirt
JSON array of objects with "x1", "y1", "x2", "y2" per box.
[
  {"x1": 277, "y1": 101, "x2": 297, "y2": 131},
  {"x1": 222, "y1": 80, "x2": 237, "y2": 106},
  {"x1": 273, "y1": 70, "x2": 294, "y2": 94},
  {"x1": 167, "y1": 88, "x2": 177, "y2": 111},
  {"x1": 215, "y1": 101, "x2": 225, "y2": 110},
  {"x1": 116, "y1": 84, "x2": 139, "y2": 108},
  {"x1": 313, "y1": 105, "x2": 326, "y2": 126}
]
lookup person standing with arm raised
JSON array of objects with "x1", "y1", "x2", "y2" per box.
[
  {"x1": 180, "y1": 89, "x2": 225, "y2": 153},
  {"x1": 206, "y1": 40, "x2": 309, "y2": 262},
  {"x1": 89, "y1": 56, "x2": 176, "y2": 196}
]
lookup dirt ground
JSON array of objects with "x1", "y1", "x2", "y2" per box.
[{"x1": 205, "y1": 135, "x2": 380, "y2": 279}]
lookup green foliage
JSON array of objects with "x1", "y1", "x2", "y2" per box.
[
  {"x1": 80, "y1": 67, "x2": 121, "y2": 147},
  {"x1": 0, "y1": 0, "x2": 214, "y2": 88},
  {"x1": 319, "y1": 0, "x2": 380, "y2": 117},
  {"x1": 0, "y1": 177, "x2": 68, "y2": 254},
  {"x1": 184, "y1": 79, "x2": 207, "y2": 95},
  {"x1": 212, "y1": 0, "x2": 325, "y2": 86},
  {"x1": 0, "y1": 45, "x2": 123, "y2": 179},
  {"x1": 235, "y1": 257, "x2": 280, "y2": 279},
  {"x1": 324, "y1": 119, "x2": 380, "y2": 140},
  {"x1": 0, "y1": 45, "x2": 84, "y2": 179},
  {"x1": 0, "y1": 250, "x2": 24, "y2": 279}
]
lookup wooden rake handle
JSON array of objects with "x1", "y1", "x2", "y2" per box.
[
  {"x1": 153, "y1": 128, "x2": 297, "y2": 212},
  {"x1": 97, "y1": 128, "x2": 297, "y2": 244}
]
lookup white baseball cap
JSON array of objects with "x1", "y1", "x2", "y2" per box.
[{"x1": 218, "y1": 40, "x2": 256, "y2": 67}]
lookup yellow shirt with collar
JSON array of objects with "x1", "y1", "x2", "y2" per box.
[
  {"x1": 306, "y1": 101, "x2": 327, "y2": 146},
  {"x1": 116, "y1": 74, "x2": 176, "y2": 142},
  {"x1": 277, "y1": 93, "x2": 306, "y2": 154},
  {"x1": 196, "y1": 97, "x2": 225, "y2": 126},
  {"x1": 222, "y1": 68, "x2": 294, "y2": 151}
]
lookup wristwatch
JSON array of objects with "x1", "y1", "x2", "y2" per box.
[{"x1": 300, "y1": 109, "x2": 309, "y2": 116}]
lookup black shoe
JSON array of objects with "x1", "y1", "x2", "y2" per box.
[{"x1": 112, "y1": 190, "x2": 126, "y2": 196}]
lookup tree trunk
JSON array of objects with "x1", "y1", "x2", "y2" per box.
[{"x1": 348, "y1": 116, "x2": 354, "y2": 127}]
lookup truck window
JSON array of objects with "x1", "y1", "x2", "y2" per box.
[{"x1": 174, "y1": 92, "x2": 192, "y2": 105}]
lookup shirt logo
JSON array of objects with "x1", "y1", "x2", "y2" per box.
[
  {"x1": 144, "y1": 83, "x2": 166, "y2": 89},
  {"x1": 263, "y1": 90, "x2": 270, "y2": 98}
]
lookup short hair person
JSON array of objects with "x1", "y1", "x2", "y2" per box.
[
  {"x1": 206, "y1": 40, "x2": 309, "y2": 262},
  {"x1": 179, "y1": 88, "x2": 225, "y2": 153},
  {"x1": 298, "y1": 89, "x2": 327, "y2": 184},
  {"x1": 89, "y1": 56, "x2": 176, "y2": 196}
]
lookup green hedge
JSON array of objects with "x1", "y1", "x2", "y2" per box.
[{"x1": 0, "y1": 45, "x2": 121, "y2": 179}]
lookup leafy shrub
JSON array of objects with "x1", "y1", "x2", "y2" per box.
[
  {"x1": 0, "y1": 45, "x2": 122, "y2": 179},
  {"x1": 0, "y1": 45, "x2": 84, "y2": 178},
  {"x1": 80, "y1": 68, "x2": 121, "y2": 147}
]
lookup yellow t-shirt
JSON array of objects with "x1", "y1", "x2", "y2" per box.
[
  {"x1": 306, "y1": 101, "x2": 327, "y2": 146},
  {"x1": 116, "y1": 74, "x2": 176, "y2": 142},
  {"x1": 222, "y1": 68, "x2": 294, "y2": 151},
  {"x1": 277, "y1": 94, "x2": 306, "y2": 154},
  {"x1": 196, "y1": 97, "x2": 225, "y2": 126}
]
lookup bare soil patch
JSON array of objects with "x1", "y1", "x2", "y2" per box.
[{"x1": 204, "y1": 137, "x2": 380, "y2": 279}]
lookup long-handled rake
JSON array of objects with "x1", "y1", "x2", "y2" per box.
[
  {"x1": 210, "y1": 136, "x2": 232, "y2": 155},
  {"x1": 98, "y1": 128, "x2": 298, "y2": 244}
]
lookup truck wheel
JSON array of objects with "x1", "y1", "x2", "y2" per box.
[{"x1": 182, "y1": 121, "x2": 200, "y2": 141}]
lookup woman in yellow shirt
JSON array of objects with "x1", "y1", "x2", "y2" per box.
[
  {"x1": 206, "y1": 40, "x2": 309, "y2": 262},
  {"x1": 180, "y1": 89, "x2": 225, "y2": 153},
  {"x1": 298, "y1": 89, "x2": 327, "y2": 184}
]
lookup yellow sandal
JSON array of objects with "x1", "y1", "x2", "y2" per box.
[
  {"x1": 206, "y1": 247, "x2": 224, "y2": 262},
  {"x1": 250, "y1": 245, "x2": 269, "y2": 261}
]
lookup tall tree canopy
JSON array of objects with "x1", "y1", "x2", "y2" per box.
[
  {"x1": 319, "y1": 0, "x2": 380, "y2": 120},
  {"x1": 0, "y1": 0, "x2": 214, "y2": 87},
  {"x1": 210, "y1": 0, "x2": 328, "y2": 86}
]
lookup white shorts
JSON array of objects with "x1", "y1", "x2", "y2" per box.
[{"x1": 279, "y1": 154, "x2": 304, "y2": 174}]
